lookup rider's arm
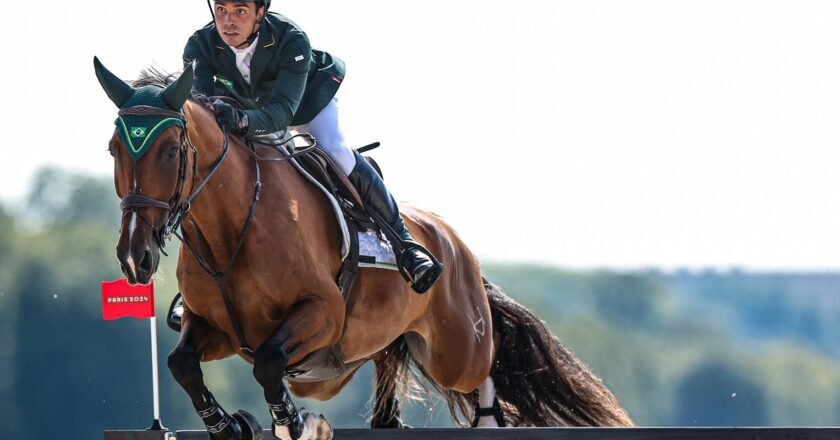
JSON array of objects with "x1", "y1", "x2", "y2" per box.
[
  {"x1": 241, "y1": 34, "x2": 312, "y2": 137},
  {"x1": 183, "y1": 34, "x2": 215, "y2": 96}
]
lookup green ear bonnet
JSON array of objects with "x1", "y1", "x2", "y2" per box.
[
  {"x1": 93, "y1": 57, "x2": 195, "y2": 161},
  {"x1": 114, "y1": 87, "x2": 185, "y2": 160}
]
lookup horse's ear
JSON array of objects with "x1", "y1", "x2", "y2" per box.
[
  {"x1": 93, "y1": 56, "x2": 134, "y2": 108},
  {"x1": 161, "y1": 63, "x2": 195, "y2": 111}
]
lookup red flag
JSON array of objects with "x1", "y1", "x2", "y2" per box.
[{"x1": 101, "y1": 279, "x2": 155, "y2": 320}]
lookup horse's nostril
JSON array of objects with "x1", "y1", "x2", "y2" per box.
[{"x1": 139, "y1": 249, "x2": 154, "y2": 272}]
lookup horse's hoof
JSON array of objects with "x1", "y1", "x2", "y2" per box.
[
  {"x1": 371, "y1": 416, "x2": 412, "y2": 429},
  {"x1": 233, "y1": 410, "x2": 263, "y2": 440},
  {"x1": 300, "y1": 410, "x2": 333, "y2": 440}
]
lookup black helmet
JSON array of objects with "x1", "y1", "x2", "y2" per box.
[{"x1": 206, "y1": 0, "x2": 271, "y2": 17}]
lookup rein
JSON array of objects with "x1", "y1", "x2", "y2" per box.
[{"x1": 118, "y1": 101, "x2": 318, "y2": 357}]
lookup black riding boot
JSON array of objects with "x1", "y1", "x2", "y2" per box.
[{"x1": 347, "y1": 151, "x2": 442, "y2": 293}]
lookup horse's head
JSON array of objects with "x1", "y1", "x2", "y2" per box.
[{"x1": 94, "y1": 57, "x2": 194, "y2": 284}]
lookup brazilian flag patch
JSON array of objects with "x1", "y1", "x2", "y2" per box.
[
  {"x1": 216, "y1": 76, "x2": 234, "y2": 91},
  {"x1": 130, "y1": 127, "x2": 147, "y2": 138}
]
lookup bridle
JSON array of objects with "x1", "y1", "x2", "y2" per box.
[
  {"x1": 115, "y1": 99, "x2": 317, "y2": 356},
  {"x1": 117, "y1": 105, "x2": 201, "y2": 255}
]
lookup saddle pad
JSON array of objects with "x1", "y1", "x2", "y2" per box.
[
  {"x1": 285, "y1": 146, "x2": 398, "y2": 272},
  {"x1": 358, "y1": 229, "x2": 398, "y2": 270}
]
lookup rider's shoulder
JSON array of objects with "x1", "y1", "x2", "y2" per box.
[{"x1": 263, "y1": 13, "x2": 309, "y2": 42}]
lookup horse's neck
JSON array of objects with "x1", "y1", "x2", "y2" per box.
[
  {"x1": 180, "y1": 99, "x2": 339, "y2": 273},
  {"x1": 181, "y1": 100, "x2": 290, "y2": 255}
]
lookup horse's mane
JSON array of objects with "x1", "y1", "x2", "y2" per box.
[{"x1": 132, "y1": 66, "x2": 213, "y2": 106}]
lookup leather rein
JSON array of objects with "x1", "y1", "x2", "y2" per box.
[{"x1": 117, "y1": 102, "x2": 317, "y2": 358}]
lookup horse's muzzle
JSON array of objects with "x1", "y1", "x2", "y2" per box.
[
  {"x1": 117, "y1": 245, "x2": 159, "y2": 285},
  {"x1": 116, "y1": 215, "x2": 160, "y2": 285}
]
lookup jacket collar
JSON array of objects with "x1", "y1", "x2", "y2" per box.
[
  {"x1": 213, "y1": 20, "x2": 276, "y2": 92},
  {"x1": 248, "y1": 20, "x2": 277, "y2": 92}
]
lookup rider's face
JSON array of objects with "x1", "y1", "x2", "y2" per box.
[{"x1": 214, "y1": 1, "x2": 264, "y2": 48}]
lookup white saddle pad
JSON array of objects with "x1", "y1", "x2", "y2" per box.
[
  {"x1": 358, "y1": 229, "x2": 398, "y2": 270},
  {"x1": 286, "y1": 152, "x2": 398, "y2": 272}
]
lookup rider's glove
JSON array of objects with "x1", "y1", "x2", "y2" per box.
[{"x1": 211, "y1": 99, "x2": 248, "y2": 134}]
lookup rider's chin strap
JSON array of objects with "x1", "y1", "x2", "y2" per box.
[{"x1": 240, "y1": 28, "x2": 260, "y2": 48}]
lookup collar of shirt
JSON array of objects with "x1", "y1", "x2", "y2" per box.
[{"x1": 229, "y1": 34, "x2": 259, "y2": 85}]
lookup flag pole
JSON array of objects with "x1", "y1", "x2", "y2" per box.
[{"x1": 147, "y1": 315, "x2": 165, "y2": 431}]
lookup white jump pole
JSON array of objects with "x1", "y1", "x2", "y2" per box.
[{"x1": 148, "y1": 316, "x2": 165, "y2": 430}]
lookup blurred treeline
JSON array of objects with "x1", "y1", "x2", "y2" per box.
[{"x1": 1, "y1": 168, "x2": 840, "y2": 438}]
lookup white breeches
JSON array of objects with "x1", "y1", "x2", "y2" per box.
[{"x1": 290, "y1": 97, "x2": 357, "y2": 176}]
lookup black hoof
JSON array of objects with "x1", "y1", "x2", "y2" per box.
[
  {"x1": 233, "y1": 410, "x2": 263, "y2": 440},
  {"x1": 371, "y1": 415, "x2": 411, "y2": 429},
  {"x1": 380, "y1": 420, "x2": 411, "y2": 429}
]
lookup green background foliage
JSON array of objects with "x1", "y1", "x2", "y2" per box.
[{"x1": 2, "y1": 168, "x2": 839, "y2": 437}]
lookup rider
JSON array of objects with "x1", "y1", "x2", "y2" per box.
[{"x1": 183, "y1": 0, "x2": 441, "y2": 293}]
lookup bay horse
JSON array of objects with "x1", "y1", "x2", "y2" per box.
[{"x1": 94, "y1": 57, "x2": 633, "y2": 440}]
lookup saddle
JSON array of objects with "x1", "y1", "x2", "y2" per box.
[{"x1": 292, "y1": 141, "x2": 385, "y2": 298}]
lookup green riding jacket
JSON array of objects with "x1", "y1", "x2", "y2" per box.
[{"x1": 183, "y1": 12, "x2": 345, "y2": 138}]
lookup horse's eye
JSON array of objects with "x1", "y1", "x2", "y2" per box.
[
  {"x1": 166, "y1": 146, "x2": 179, "y2": 159},
  {"x1": 107, "y1": 146, "x2": 116, "y2": 158}
]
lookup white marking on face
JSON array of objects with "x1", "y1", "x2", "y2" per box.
[
  {"x1": 128, "y1": 213, "x2": 138, "y2": 242},
  {"x1": 126, "y1": 253, "x2": 138, "y2": 279},
  {"x1": 127, "y1": 213, "x2": 138, "y2": 278}
]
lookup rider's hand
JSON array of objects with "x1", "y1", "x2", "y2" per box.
[{"x1": 211, "y1": 99, "x2": 248, "y2": 134}]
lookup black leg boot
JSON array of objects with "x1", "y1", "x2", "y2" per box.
[{"x1": 347, "y1": 151, "x2": 443, "y2": 293}]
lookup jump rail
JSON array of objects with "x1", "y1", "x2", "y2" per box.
[{"x1": 106, "y1": 427, "x2": 840, "y2": 440}]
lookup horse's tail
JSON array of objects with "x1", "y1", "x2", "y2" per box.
[
  {"x1": 484, "y1": 277, "x2": 634, "y2": 427},
  {"x1": 372, "y1": 335, "x2": 478, "y2": 427}
]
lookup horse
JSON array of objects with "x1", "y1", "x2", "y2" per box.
[{"x1": 94, "y1": 57, "x2": 633, "y2": 440}]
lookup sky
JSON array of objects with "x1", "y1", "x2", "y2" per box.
[{"x1": 2, "y1": 0, "x2": 840, "y2": 271}]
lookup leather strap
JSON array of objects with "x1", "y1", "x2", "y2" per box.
[
  {"x1": 471, "y1": 397, "x2": 506, "y2": 428},
  {"x1": 118, "y1": 105, "x2": 186, "y2": 120}
]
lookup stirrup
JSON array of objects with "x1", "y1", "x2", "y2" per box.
[
  {"x1": 167, "y1": 292, "x2": 183, "y2": 332},
  {"x1": 397, "y1": 241, "x2": 443, "y2": 294},
  {"x1": 471, "y1": 397, "x2": 506, "y2": 428}
]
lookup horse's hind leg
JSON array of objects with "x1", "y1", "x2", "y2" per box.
[
  {"x1": 167, "y1": 311, "x2": 261, "y2": 440},
  {"x1": 370, "y1": 350, "x2": 409, "y2": 428},
  {"x1": 473, "y1": 376, "x2": 505, "y2": 427}
]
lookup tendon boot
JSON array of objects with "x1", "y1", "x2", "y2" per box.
[{"x1": 347, "y1": 151, "x2": 443, "y2": 293}]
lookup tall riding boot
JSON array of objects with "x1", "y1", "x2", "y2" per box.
[{"x1": 347, "y1": 151, "x2": 442, "y2": 293}]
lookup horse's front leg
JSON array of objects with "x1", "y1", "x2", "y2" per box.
[
  {"x1": 253, "y1": 298, "x2": 339, "y2": 440},
  {"x1": 167, "y1": 310, "x2": 262, "y2": 440}
]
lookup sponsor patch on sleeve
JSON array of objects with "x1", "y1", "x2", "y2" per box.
[{"x1": 295, "y1": 55, "x2": 305, "y2": 62}]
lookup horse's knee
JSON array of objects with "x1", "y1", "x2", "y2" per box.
[
  {"x1": 253, "y1": 342, "x2": 289, "y2": 391},
  {"x1": 168, "y1": 345, "x2": 202, "y2": 391}
]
